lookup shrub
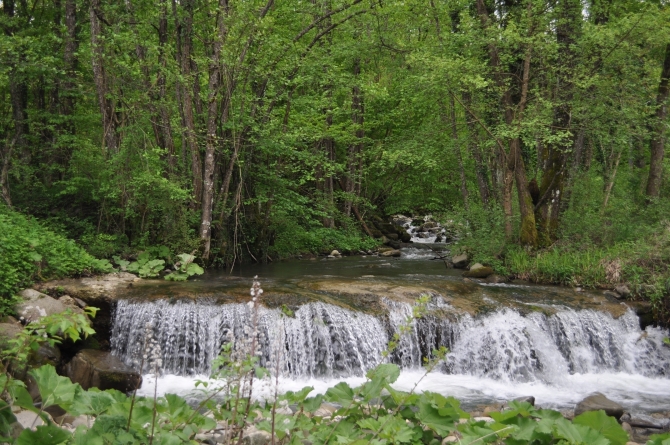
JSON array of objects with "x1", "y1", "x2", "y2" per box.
[{"x1": 0, "y1": 208, "x2": 112, "y2": 315}]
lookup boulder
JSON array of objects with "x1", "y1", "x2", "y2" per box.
[
  {"x1": 241, "y1": 426, "x2": 272, "y2": 445},
  {"x1": 615, "y1": 285, "x2": 631, "y2": 299},
  {"x1": 329, "y1": 250, "x2": 341, "y2": 257},
  {"x1": 58, "y1": 295, "x2": 85, "y2": 313},
  {"x1": 486, "y1": 274, "x2": 509, "y2": 284},
  {"x1": 381, "y1": 250, "x2": 401, "y2": 257},
  {"x1": 604, "y1": 290, "x2": 623, "y2": 300},
  {"x1": 574, "y1": 392, "x2": 624, "y2": 420},
  {"x1": 400, "y1": 232, "x2": 411, "y2": 243},
  {"x1": 624, "y1": 413, "x2": 670, "y2": 431},
  {"x1": 513, "y1": 396, "x2": 535, "y2": 406},
  {"x1": 451, "y1": 253, "x2": 468, "y2": 269},
  {"x1": 386, "y1": 233, "x2": 399, "y2": 241},
  {"x1": 14, "y1": 410, "x2": 45, "y2": 430},
  {"x1": 463, "y1": 264, "x2": 494, "y2": 279},
  {"x1": 65, "y1": 349, "x2": 141, "y2": 393},
  {"x1": 16, "y1": 290, "x2": 66, "y2": 323}
]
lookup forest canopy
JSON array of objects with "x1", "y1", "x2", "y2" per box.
[{"x1": 0, "y1": 0, "x2": 669, "y2": 267}]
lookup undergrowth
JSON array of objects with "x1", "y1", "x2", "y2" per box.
[{"x1": 0, "y1": 208, "x2": 113, "y2": 316}]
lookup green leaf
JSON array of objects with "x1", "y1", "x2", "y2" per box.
[
  {"x1": 326, "y1": 382, "x2": 355, "y2": 408},
  {"x1": 415, "y1": 392, "x2": 459, "y2": 436},
  {"x1": 185, "y1": 262, "x2": 204, "y2": 276},
  {"x1": 573, "y1": 410, "x2": 628, "y2": 445},
  {"x1": 646, "y1": 432, "x2": 670, "y2": 445},
  {"x1": 17, "y1": 425, "x2": 70, "y2": 445},
  {"x1": 29, "y1": 364, "x2": 79, "y2": 411}
]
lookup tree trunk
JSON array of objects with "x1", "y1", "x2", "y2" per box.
[
  {"x1": 535, "y1": 0, "x2": 581, "y2": 246},
  {"x1": 646, "y1": 43, "x2": 670, "y2": 198},
  {"x1": 462, "y1": 92, "x2": 490, "y2": 205},
  {"x1": 450, "y1": 97, "x2": 469, "y2": 209},
  {"x1": 344, "y1": 58, "x2": 363, "y2": 218},
  {"x1": 157, "y1": 0, "x2": 176, "y2": 171},
  {"x1": 175, "y1": 0, "x2": 202, "y2": 204},
  {"x1": 89, "y1": 0, "x2": 119, "y2": 153},
  {"x1": 200, "y1": 0, "x2": 228, "y2": 260}
]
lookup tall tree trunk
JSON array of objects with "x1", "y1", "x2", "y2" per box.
[
  {"x1": 646, "y1": 43, "x2": 670, "y2": 198},
  {"x1": 344, "y1": 58, "x2": 363, "y2": 218},
  {"x1": 157, "y1": 0, "x2": 176, "y2": 171},
  {"x1": 535, "y1": 0, "x2": 581, "y2": 246},
  {"x1": 200, "y1": 0, "x2": 228, "y2": 260},
  {"x1": 2, "y1": 0, "x2": 28, "y2": 207},
  {"x1": 61, "y1": 0, "x2": 77, "y2": 150},
  {"x1": 462, "y1": 92, "x2": 491, "y2": 205},
  {"x1": 89, "y1": 0, "x2": 119, "y2": 153},
  {"x1": 451, "y1": 97, "x2": 469, "y2": 209},
  {"x1": 174, "y1": 0, "x2": 202, "y2": 204}
]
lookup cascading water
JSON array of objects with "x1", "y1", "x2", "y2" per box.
[{"x1": 111, "y1": 297, "x2": 670, "y2": 384}]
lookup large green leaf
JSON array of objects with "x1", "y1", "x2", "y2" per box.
[
  {"x1": 573, "y1": 410, "x2": 628, "y2": 445},
  {"x1": 325, "y1": 382, "x2": 355, "y2": 408},
  {"x1": 415, "y1": 392, "x2": 459, "y2": 436},
  {"x1": 17, "y1": 424, "x2": 70, "y2": 445},
  {"x1": 29, "y1": 364, "x2": 79, "y2": 411}
]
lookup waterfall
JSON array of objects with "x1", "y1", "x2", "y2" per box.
[{"x1": 111, "y1": 298, "x2": 670, "y2": 383}]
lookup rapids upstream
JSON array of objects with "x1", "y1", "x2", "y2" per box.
[{"x1": 109, "y1": 247, "x2": 670, "y2": 412}]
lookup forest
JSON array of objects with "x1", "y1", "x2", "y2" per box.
[{"x1": 1, "y1": 0, "x2": 670, "y2": 313}]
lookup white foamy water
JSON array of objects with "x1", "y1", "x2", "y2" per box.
[
  {"x1": 136, "y1": 370, "x2": 670, "y2": 412},
  {"x1": 112, "y1": 298, "x2": 670, "y2": 412}
]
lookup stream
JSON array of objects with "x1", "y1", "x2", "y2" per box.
[{"x1": 109, "y1": 246, "x2": 670, "y2": 412}]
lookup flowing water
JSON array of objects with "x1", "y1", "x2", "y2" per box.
[{"x1": 110, "y1": 247, "x2": 670, "y2": 412}]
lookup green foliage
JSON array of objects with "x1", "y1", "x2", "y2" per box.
[
  {"x1": 0, "y1": 209, "x2": 112, "y2": 316},
  {"x1": 269, "y1": 220, "x2": 380, "y2": 258},
  {"x1": 164, "y1": 254, "x2": 205, "y2": 281},
  {"x1": 114, "y1": 248, "x2": 204, "y2": 280}
]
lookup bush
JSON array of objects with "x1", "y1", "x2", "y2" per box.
[
  {"x1": 269, "y1": 218, "x2": 380, "y2": 258},
  {"x1": 0, "y1": 208, "x2": 112, "y2": 315}
]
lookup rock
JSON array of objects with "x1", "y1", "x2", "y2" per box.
[
  {"x1": 622, "y1": 422, "x2": 634, "y2": 436},
  {"x1": 64, "y1": 349, "x2": 141, "y2": 392},
  {"x1": 16, "y1": 290, "x2": 66, "y2": 323},
  {"x1": 241, "y1": 426, "x2": 272, "y2": 445},
  {"x1": 386, "y1": 233, "x2": 399, "y2": 241},
  {"x1": 513, "y1": 396, "x2": 535, "y2": 406},
  {"x1": 451, "y1": 253, "x2": 468, "y2": 269},
  {"x1": 574, "y1": 392, "x2": 624, "y2": 420},
  {"x1": 0, "y1": 322, "x2": 22, "y2": 347},
  {"x1": 442, "y1": 436, "x2": 458, "y2": 444},
  {"x1": 435, "y1": 235, "x2": 442, "y2": 242},
  {"x1": 380, "y1": 250, "x2": 401, "y2": 257},
  {"x1": 58, "y1": 295, "x2": 84, "y2": 313},
  {"x1": 421, "y1": 222, "x2": 436, "y2": 230},
  {"x1": 8, "y1": 421, "x2": 23, "y2": 439},
  {"x1": 615, "y1": 285, "x2": 631, "y2": 298},
  {"x1": 400, "y1": 232, "x2": 411, "y2": 243},
  {"x1": 313, "y1": 403, "x2": 337, "y2": 418},
  {"x1": 473, "y1": 417, "x2": 495, "y2": 423},
  {"x1": 71, "y1": 415, "x2": 92, "y2": 428},
  {"x1": 463, "y1": 265, "x2": 494, "y2": 279},
  {"x1": 275, "y1": 406, "x2": 293, "y2": 415},
  {"x1": 387, "y1": 240, "x2": 401, "y2": 249},
  {"x1": 604, "y1": 290, "x2": 623, "y2": 300},
  {"x1": 15, "y1": 410, "x2": 45, "y2": 430},
  {"x1": 627, "y1": 414, "x2": 670, "y2": 430},
  {"x1": 330, "y1": 250, "x2": 341, "y2": 257},
  {"x1": 486, "y1": 274, "x2": 509, "y2": 284}
]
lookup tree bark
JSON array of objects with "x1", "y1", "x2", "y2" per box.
[
  {"x1": 89, "y1": 0, "x2": 119, "y2": 153},
  {"x1": 462, "y1": 92, "x2": 490, "y2": 205},
  {"x1": 451, "y1": 97, "x2": 469, "y2": 209},
  {"x1": 157, "y1": 0, "x2": 176, "y2": 171},
  {"x1": 175, "y1": 0, "x2": 202, "y2": 204},
  {"x1": 344, "y1": 58, "x2": 363, "y2": 218},
  {"x1": 646, "y1": 43, "x2": 670, "y2": 198},
  {"x1": 535, "y1": 0, "x2": 581, "y2": 246},
  {"x1": 200, "y1": 0, "x2": 228, "y2": 260}
]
